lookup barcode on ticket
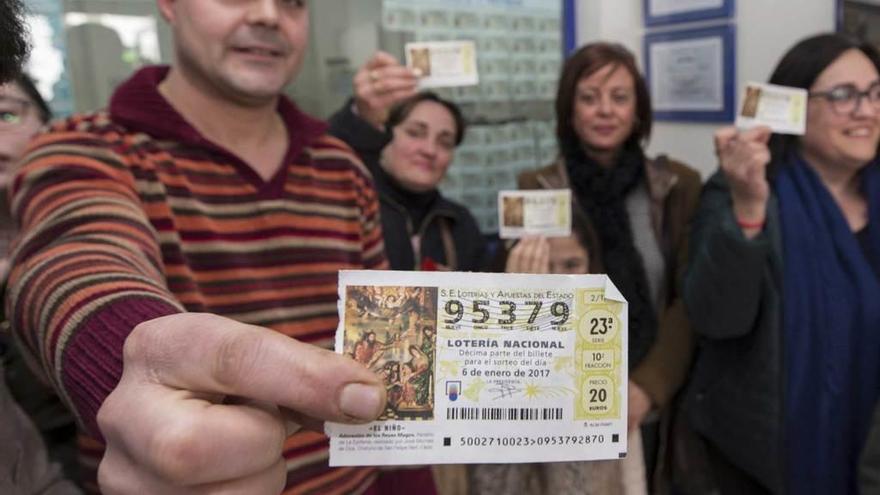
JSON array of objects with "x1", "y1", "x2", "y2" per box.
[{"x1": 446, "y1": 407, "x2": 563, "y2": 421}]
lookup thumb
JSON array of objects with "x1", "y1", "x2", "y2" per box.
[{"x1": 135, "y1": 313, "x2": 386, "y2": 424}]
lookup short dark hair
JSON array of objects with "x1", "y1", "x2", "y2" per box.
[
  {"x1": 386, "y1": 91, "x2": 467, "y2": 146},
  {"x1": 13, "y1": 73, "x2": 51, "y2": 123},
  {"x1": 767, "y1": 33, "x2": 880, "y2": 165},
  {"x1": 555, "y1": 42, "x2": 652, "y2": 152},
  {"x1": 0, "y1": 0, "x2": 30, "y2": 83}
]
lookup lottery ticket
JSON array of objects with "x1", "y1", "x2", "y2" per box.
[
  {"x1": 327, "y1": 270, "x2": 628, "y2": 466},
  {"x1": 405, "y1": 41, "x2": 479, "y2": 88},
  {"x1": 498, "y1": 189, "x2": 572, "y2": 239},
  {"x1": 736, "y1": 82, "x2": 807, "y2": 135}
]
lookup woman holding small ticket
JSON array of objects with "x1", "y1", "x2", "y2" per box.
[
  {"x1": 685, "y1": 33, "x2": 880, "y2": 494},
  {"x1": 497, "y1": 42, "x2": 702, "y2": 494},
  {"x1": 328, "y1": 52, "x2": 488, "y2": 273}
]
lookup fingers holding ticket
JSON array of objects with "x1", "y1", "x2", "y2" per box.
[
  {"x1": 506, "y1": 236, "x2": 551, "y2": 274},
  {"x1": 353, "y1": 51, "x2": 419, "y2": 129}
]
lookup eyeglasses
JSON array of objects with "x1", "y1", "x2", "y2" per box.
[
  {"x1": 0, "y1": 95, "x2": 34, "y2": 131},
  {"x1": 809, "y1": 81, "x2": 880, "y2": 116}
]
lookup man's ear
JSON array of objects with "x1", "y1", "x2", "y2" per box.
[{"x1": 156, "y1": 0, "x2": 177, "y2": 24}]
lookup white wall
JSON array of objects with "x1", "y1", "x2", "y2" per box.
[{"x1": 575, "y1": 0, "x2": 836, "y2": 178}]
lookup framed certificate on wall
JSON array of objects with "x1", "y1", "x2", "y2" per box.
[
  {"x1": 643, "y1": 0, "x2": 735, "y2": 27},
  {"x1": 644, "y1": 24, "x2": 736, "y2": 122}
]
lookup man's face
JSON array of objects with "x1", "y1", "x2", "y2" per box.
[{"x1": 159, "y1": 0, "x2": 309, "y2": 104}]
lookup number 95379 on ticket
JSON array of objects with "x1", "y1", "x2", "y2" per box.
[{"x1": 327, "y1": 271, "x2": 628, "y2": 466}]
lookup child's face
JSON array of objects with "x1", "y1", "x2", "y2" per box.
[{"x1": 548, "y1": 234, "x2": 589, "y2": 274}]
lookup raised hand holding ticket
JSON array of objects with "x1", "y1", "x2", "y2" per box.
[{"x1": 327, "y1": 270, "x2": 628, "y2": 466}]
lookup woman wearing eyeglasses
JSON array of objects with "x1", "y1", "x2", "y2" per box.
[{"x1": 684, "y1": 33, "x2": 880, "y2": 494}]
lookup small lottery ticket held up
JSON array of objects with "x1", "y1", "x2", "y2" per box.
[
  {"x1": 327, "y1": 271, "x2": 628, "y2": 466},
  {"x1": 736, "y1": 81, "x2": 808, "y2": 135},
  {"x1": 498, "y1": 189, "x2": 572, "y2": 239},
  {"x1": 405, "y1": 40, "x2": 479, "y2": 88}
]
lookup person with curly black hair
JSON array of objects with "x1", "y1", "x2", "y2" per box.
[{"x1": 0, "y1": 0, "x2": 29, "y2": 82}]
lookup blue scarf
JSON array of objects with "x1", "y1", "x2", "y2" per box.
[{"x1": 777, "y1": 155, "x2": 880, "y2": 494}]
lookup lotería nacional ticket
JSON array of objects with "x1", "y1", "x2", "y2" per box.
[
  {"x1": 327, "y1": 270, "x2": 628, "y2": 466},
  {"x1": 735, "y1": 81, "x2": 807, "y2": 135},
  {"x1": 405, "y1": 40, "x2": 480, "y2": 88},
  {"x1": 498, "y1": 189, "x2": 572, "y2": 239}
]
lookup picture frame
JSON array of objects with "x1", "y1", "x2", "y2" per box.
[
  {"x1": 643, "y1": 0, "x2": 735, "y2": 27},
  {"x1": 644, "y1": 24, "x2": 736, "y2": 122},
  {"x1": 563, "y1": 0, "x2": 577, "y2": 56}
]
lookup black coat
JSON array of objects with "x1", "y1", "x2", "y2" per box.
[
  {"x1": 684, "y1": 172, "x2": 785, "y2": 494},
  {"x1": 327, "y1": 101, "x2": 488, "y2": 271}
]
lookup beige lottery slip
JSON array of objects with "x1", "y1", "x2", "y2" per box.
[
  {"x1": 405, "y1": 41, "x2": 479, "y2": 88},
  {"x1": 736, "y1": 82, "x2": 807, "y2": 135},
  {"x1": 327, "y1": 270, "x2": 628, "y2": 466},
  {"x1": 498, "y1": 189, "x2": 572, "y2": 239}
]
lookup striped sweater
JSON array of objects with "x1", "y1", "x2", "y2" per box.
[{"x1": 6, "y1": 66, "x2": 386, "y2": 494}]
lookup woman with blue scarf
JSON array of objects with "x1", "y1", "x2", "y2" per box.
[{"x1": 684, "y1": 33, "x2": 880, "y2": 494}]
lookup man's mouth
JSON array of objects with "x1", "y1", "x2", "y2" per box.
[{"x1": 233, "y1": 46, "x2": 284, "y2": 58}]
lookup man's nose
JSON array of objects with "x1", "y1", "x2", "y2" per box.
[{"x1": 246, "y1": 0, "x2": 281, "y2": 27}]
